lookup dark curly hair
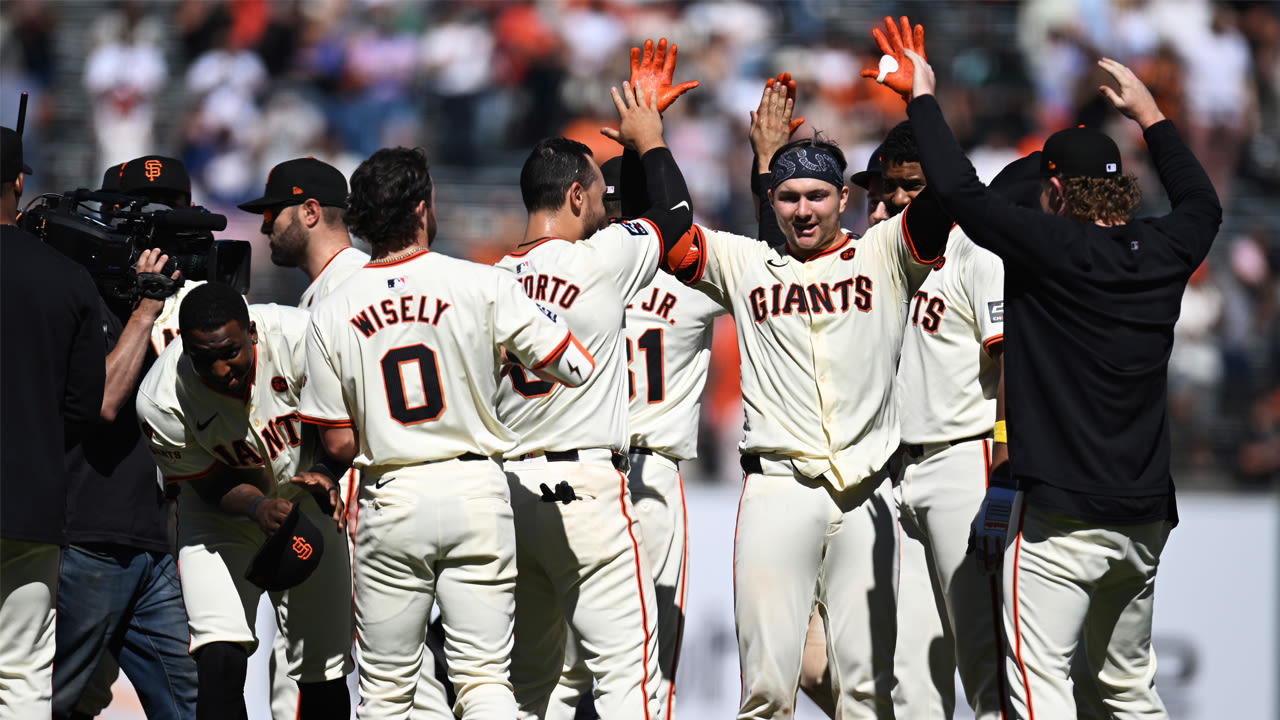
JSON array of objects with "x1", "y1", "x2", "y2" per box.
[
  {"x1": 520, "y1": 138, "x2": 598, "y2": 213},
  {"x1": 879, "y1": 121, "x2": 918, "y2": 168},
  {"x1": 345, "y1": 147, "x2": 433, "y2": 251},
  {"x1": 1056, "y1": 174, "x2": 1142, "y2": 225},
  {"x1": 767, "y1": 133, "x2": 848, "y2": 175}
]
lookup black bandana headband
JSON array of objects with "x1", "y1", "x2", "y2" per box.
[{"x1": 770, "y1": 146, "x2": 845, "y2": 190}]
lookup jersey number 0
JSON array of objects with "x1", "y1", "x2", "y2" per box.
[{"x1": 381, "y1": 344, "x2": 445, "y2": 424}]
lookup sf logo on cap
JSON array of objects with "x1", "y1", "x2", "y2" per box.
[
  {"x1": 292, "y1": 536, "x2": 314, "y2": 560},
  {"x1": 144, "y1": 159, "x2": 163, "y2": 182}
]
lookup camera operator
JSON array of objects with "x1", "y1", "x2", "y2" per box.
[
  {"x1": 1, "y1": 126, "x2": 106, "y2": 719},
  {"x1": 50, "y1": 156, "x2": 205, "y2": 720}
]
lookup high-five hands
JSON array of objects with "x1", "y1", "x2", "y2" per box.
[
  {"x1": 601, "y1": 81, "x2": 666, "y2": 156},
  {"x1": 1097, "y1": 57, "x2": 1166, "y2": 130},
  {"x1": 629, "y1": 38, "x2": 699, "y2": 113},
  {"x1": 860, "y1": 15, "x2": 927, "y2": 101},
  {"x1": 750, "y1": 72, "x2": 805, "y2": 175}
]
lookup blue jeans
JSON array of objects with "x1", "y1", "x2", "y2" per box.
[{"x1": 53, "y1": 544, "x2": 197, "y2": 720}]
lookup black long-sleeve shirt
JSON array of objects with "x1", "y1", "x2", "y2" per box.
[
  {"x1": 2, "y1": 224, "x2": 106, "y2": 545},
  {"x1": 908, "y1": 95, "x2": 1222, "y2": 524}
]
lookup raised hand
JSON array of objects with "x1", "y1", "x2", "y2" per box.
[
  {"x1": 629, "y1": 37, "x2": 700, "y2": 113},
  {"x1": 859, "y1": 15, "x2": 927, "y2": 100},
  {"x1": 601, "y1": 81, "x2": 666, "y2": 156},
  {"x1": 750, "y1": 73, "x2": 804, "y2": 174},
  {"x1": 1097, "y1": 57, "x2": 1166, "y2": 130}
]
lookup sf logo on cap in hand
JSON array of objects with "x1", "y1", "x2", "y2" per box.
[
  {"x1": 292, "y1": 536, "x2": 314, "y2": 560},
  {"x1": 144, "y1": 159, "x2": 163, "y2": 182}
]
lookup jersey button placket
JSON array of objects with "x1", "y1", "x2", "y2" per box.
[{"x1": 806, "y1": 264, "x2": 839, "y2": 448}]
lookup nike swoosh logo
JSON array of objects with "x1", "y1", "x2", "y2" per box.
[
  {"x1": 195, "y1": 414, "x2": 217, "y2": 431},
  {"x1": 374, "y1": 476, "x2": 393, "y2": 489},
  {"x1": 670, "y1": 201, "x2": 690, "y2": 212},
  {"x1": 767, "y1": 258, "x2": 789, "y2": 267}
]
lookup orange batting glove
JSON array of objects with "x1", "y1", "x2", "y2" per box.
[
  {"x1": 859, "y1": 16, "x2": 927, "y2": 101},
  {"x1": 629, "y1": 37, "x2": 700, "y2": 113},
  {"x1": 766, "y1": 72, "x2": 805, "y2": 134}
]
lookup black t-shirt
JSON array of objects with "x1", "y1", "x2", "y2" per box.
[
  {"x1": 909, "y1": 96, "x2": 1221, "y2": 525},
  {"x1": 1, "y1": 224, "x2": 105, "y2": 545},
  {"x1": 64, "y1": 299, "x2": 171, "y2": 552}
]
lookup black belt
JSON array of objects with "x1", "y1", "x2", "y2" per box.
[
  {"x1": 520, "y1": 449, "x2": 627, "y2": 471},
  {"x1": 903, "y1": 431, "x2": 992, "y2": 459},
  {"x1": 455, "y1": 452, "x2": 487, "y2": 462},
  {"x1": 740, "y1": 453, "x2": 763, "y2": 475},
  {"x1": 631, "y1": 446, "x2": 678, "y2": 468}
]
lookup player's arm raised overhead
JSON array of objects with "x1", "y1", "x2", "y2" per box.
[
  {"x1": 602, "y1": 47, "x2": 695, "y2": 272},
  {"x1": 493, "y1": 271, "x2": 595, "y2": 387},
  {"x1": 750, "y1": 72, "x2": 803, "y2": 248}
]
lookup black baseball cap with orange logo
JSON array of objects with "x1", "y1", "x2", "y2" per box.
[
  {"x1": 244, "y1": 501, "x2": 325, "y2": 592},
  {"x1": 1040, "y1": 127, "x2": 1122, "y2": 179},
  {"x1": 119, "y1": 155, "x2": 192, "y2": 197},
  {"x1": 238, "y1": 157, "x2": 348, "y2": 216}
]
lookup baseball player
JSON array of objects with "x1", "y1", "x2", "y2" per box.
[
  {"x1": 298, "y1": 146, "x2": 595, "y2": 719},
  {"x1": 667, "y1": 89, "x2": 954, "y2": 717},
  {"x1": 136, "y1": 283, "x2": 353, "y2": 720},
  {"x1": 863, "y1": 117, "x2": 1013, "y2": 720},
  {"x1": 494, "y1": 75, "x2": 696, "y2": 720},
  {"x1": 904, "y1": 48, "x2": 1220, "y2": 718}
]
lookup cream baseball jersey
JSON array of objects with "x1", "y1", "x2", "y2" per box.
[
  {"x1": 137, "y1": 303, "x2": 315, "y2": 495},
  {"x1": 625, "y1": 262, "x2": 727, "y2": 460},
  {"x1": 299, "y1": 250, "x2": 593, "y2": 469},
  {"x1": 683, "y1": 215, "x2": 934, "y2": 490},
  {"x1": 148, "y1": 279, "x2": 205, "y2": 355},
  {"x1": 896, "y1": 228, "x2": 1004, "y2": 444},
  {"x1": 494, "y1": 218, "x2": 664, "y2": 457},
  {"x1": 299, "y1": 246, "x2": 369, "y2": 310}
]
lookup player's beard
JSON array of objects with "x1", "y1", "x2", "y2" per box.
[{"x1": 269, "y1": 216, "x2": 307, "y2": 267}]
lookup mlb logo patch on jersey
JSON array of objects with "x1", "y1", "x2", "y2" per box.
[
  {"x1": 271, "y1": 376, "x2": 288, "y2": 392},
  {"x1": 536, "y1": 304, "x2": 558, "y2": 323},
  {"x1": 514, "y1": 260, "x2": 534, "y2": 276},
  {"x1": 619, "y1": 220, "x2": 649, "y2": 236},
  {"x1": 988, "y1": 301, "x2": 1004, "y2": 323},
  {"x1": 387, "y1": 276, "x2": 406, "y2": 291}
]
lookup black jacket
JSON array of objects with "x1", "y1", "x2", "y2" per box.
[
  {"x1": 908, "y1": 95, "x2": 1222, "y2": 524},
  {"x1": 2, "y1": 224, "x2": 105, "y2": 544}
]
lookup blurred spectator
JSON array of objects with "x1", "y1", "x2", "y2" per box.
[
  {"x1": 335, "y1": 0, "x2": 422, "y2": 156},
  {"x1": 1179, "y1": 1, "x2": 1256, "y2": 211},
  {"x1": 1169, "y1": 261, "x2": 1225, "y2": 468},
  {"x1": 83, "y1": 1, "x2": 167, "y2": 171},
  {"x1": 1237, "y1": 387, "x2": 1280, "y2": 486},
  {"x1": 420, "y1": 2, "x2": 497, "y2": 164}
]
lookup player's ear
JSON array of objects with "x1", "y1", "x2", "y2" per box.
[
  {"x1": 1045, "y1": 177, "x2": 1066, "y2": 216},
  {"x1": 568, "y1": 182, "x2": 585, "y2": 216},
  {"x1": 248, "y1": 321, "x2": 258, "y2": 345},
  {"x1": 301, "y1": 199, "x2": 321, "y2": 227},
  {"x1": 838, "y1": 185, "x2": 849, "y2": 213}
]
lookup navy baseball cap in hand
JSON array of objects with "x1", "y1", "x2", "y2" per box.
[
  {"x1": 1040, "y1": 127, "x2": 1122, "y2": 179},
  {"x1": 1, "y1": 126, "x2": 33, "y2": 182},
  {"x1": 239, "y1": 157, "x2": 348, "y2": 214}
]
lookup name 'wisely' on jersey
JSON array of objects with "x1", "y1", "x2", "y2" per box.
[
  {"x1": 684, "y1": 215, "x2": 933, "y2": 489},
  {"x1": 494, "y1": 218, "x2": 665, "y2": 458},
  {"x1": 896, "y1": 228, "x2": 1005, "y2": 445},
  {"x1": 298, "y1": 251, "x2": 592, "y2": 469},
  {"x1": 137, "y1": 304, "x2": 316, "y2": 495}
]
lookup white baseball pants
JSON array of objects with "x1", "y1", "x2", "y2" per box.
[
  {"x1": 896, "y1": 438, "x2": 1009, "y2": 719},
  {"x1": 0, "y1": 540, "x2": 60, "y2": 720},
  {"x1": 507, "y1": 452, "x2": 661, "y2": 720},
  {"x1": 734, "y1": 457, "x2": 897, "y2": 720},
  {"x1": 354, "y1": 459, "x2": 518, "y2": 719},
  {"x1": 546, "y1": 449, "x2": 689, "y2": 720},
  {"x1": 1005, "y1": 499, "x2": 1172, "y2": 719}
]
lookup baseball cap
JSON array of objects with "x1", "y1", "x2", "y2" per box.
[
  {"x1": 600, "y1": 155, "x2": 621, "y2": 203},
  {"x1": 849, "y1": 144, "x2": 884, "y2": 189},
  {"x1": 98, "y1": 163, "x2": 124, "y2": 193},
  {"x1": 1, "y1": 126, "x2": 33, "y2": 182},
  {"x1": 244, "y1": 502, "x2": 326, "y2": 592},
  {"x1": 1040, "y1": 127, "x2": 1121, "y2": 179},
  {"x1": 119, "y1": 155, "x2": 192, "y2": 196},
  {"x1": 238, "y1": 157, "x2": 348, "y2": 214},
  {"x1": 989, "y1": 151, "x2": 1043, "y2": 210}
]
